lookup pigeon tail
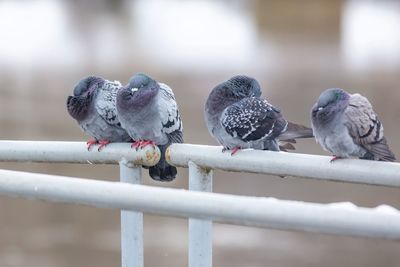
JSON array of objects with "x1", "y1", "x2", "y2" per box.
[
  {"x1": 361, "y1": 137, "x2": 396, "y2": 162},
  {"x1": 149, "y1": 144, "x2": 177, "y2": 182},
  {"x1": 278, "y1": 142, "x2": 296, "y2": 151},
  {"x1": 279, "y1": 121, "x2": 314, "y2": 141},
  {"x1": 262, "y1": 139, "x2": 280, "y2": 151}
]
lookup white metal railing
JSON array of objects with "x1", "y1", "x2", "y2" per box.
[
  {"x1": 166, "y1": 143, "x2": 400, "y2": 266},
  {"x1": 166, "y1": 144, "x2": 400, "y2": 187},
  {"x1": 0, "y1": 140, "x2": 160, "y2": 165},
  {"x1": 0, "y1": 140, "x2": 158, "y2": 267},
  {"x1": 0, "y1": 141, "x2": 399, "y2": 267}
]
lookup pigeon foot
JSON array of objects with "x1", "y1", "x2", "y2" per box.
[
  {"x1": 86, "y1": 140, "x2": 98, "y2": 151},
  {"x1": 230, "y1": 146, "x2": 242, "y2": 156},
  {"x1": 131, "y1": 140, "x2": 156, "y2": 150},
  {"x1": 330, "y1": 155, "x2": 342, "y2": 163},
  {"x1": 97, "y1": 140, "x2": 110, "y2": 151}
]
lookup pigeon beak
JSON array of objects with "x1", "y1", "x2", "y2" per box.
[
  {"x1": 317, "y1": 107, "x2": 323, "y2": 111},
  {"x1": 131, "y1": 87, "x2": 139, "y2": 93}
]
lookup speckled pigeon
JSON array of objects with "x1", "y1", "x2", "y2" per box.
[
  {"x1": 116, "y1": 73, "x2": 183, "y2": 182},
  {"x1": 67, "y1": 76, "x2": 132, "y2": 151},
  {"x1": 311, "y1": 88, "x2": 396, "y2": 162},
  {"x1": 204, "y1": 75, "x2": 313, "y2": 155}
]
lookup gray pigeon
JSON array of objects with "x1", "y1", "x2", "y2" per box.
[
  {"x1": 116, "y1": 73, "x2": 183, "y2": 182},
  {"x1": 204, "y1": 75, "x2": 314, "y2": 155},
  {"x1": 311, "y1": 88, "x2": 396, "y2": 162},
  {"x1": 67, "y1": 76, "x2": 132, "y2": 151}
]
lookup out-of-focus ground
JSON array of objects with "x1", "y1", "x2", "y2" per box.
[{"x1": 0, "y1": 0, "x2": 400, "y2": 266}]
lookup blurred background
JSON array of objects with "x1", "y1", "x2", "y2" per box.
[{"x1": 0, "y1": 0, "x2": 400, "y2": 266}]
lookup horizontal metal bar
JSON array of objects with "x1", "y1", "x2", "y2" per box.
[
  {"x1": 0, "y1": 169, "x2": 399, "y2": 240},
  {"x1": 166, "y1": 144, "x2": 400, "y2": 187},
  {"x1": 0, "y1": 141, "x2": 160, "y2": 166}
]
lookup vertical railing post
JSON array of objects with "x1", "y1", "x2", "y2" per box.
[
  {"x1": 188, "y1": 161, "x2": 213, "y2": 267},
  {"x1": 119, "y1": 159, "x2": 143, "y2": 267}
]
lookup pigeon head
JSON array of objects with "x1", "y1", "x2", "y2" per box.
[
  {"x1": 67, "y1": 76, "x2": 104, "y2": 121},
  {"x1": 224, "y1": 75, "x2": 262, "y2": 99},
  {"x1": 205, "y1": 75, "x2": 262, "y2": 118},
  {"x1": 72, "y1": 76, "x2": 105, "y2": 97},
  {"x1": 117, "y1": 73, "x2": 159, "y2": 109},
  {"x1": 312, "y1": 88, "x2": 350, "y2": 122}
]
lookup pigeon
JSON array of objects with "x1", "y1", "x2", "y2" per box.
[
  {"x1": 67, "y1": 76, "x2": 132, "y2": 151},
  {"x1": 311, "y1": 88, "x2": 396, "y2": 162},
  {"x1": 204, "y1": 75, "x2": 314, "y2": 155},
  {"x1": 116, "y1": 73, "x2": 183, "y2": 182}
]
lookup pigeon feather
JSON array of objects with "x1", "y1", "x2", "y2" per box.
[
  {"x1": 221, "y1": 98, "x2": 287, "y2": 142},
  {"x1": 344, "y1": 94, "x2": 395, "y2": 161},
  {"x1": 204, "y1": 75, "x2": 313, "y2": 153},
  {"x1": 67, "y1": 76, "x2": 132, "y2": 145},
  {"x1": 159, "y1": 83, "x2": 183, "y2": 141},
  {"x1": 116, "y1": 73, "x2": 183, "y2": 181},
  {"x1": 311, "y1": 88, "x2": 396, "y2": 161}
]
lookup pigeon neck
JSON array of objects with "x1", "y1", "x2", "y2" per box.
[
  {"x1": 319, "y1": 105, "x2": 347, "y2": 126},
  {"x1": 124, "y1": 87, "x2": 159, "y2": 112}
]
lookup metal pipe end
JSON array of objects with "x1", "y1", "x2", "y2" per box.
[
  {"x1": 137, "y1": 145, "x2": 161, "y2": 167},
  {"x1": 166, "y1": 145, "x2": 172, "y2": 163}
]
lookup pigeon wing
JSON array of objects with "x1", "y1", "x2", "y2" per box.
[
  {"x1": 95, "y1": 80, "x2": 123, "y2": 126},
  {"x1": 344, "y1": 94, "x2": 395, "y2": 161},
  {"x1": 158, "y1": 83, "x2": 183, "y2": 143},
  {"x1": 221, "y1": 98, "x2": 287, "y2": 142}
]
